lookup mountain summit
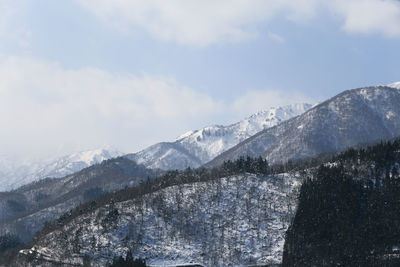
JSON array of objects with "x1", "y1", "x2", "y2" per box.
[
  {"x1": 125, "y1": 103, "x2": 312, "y2": 170},
  {"x1": 0, "y1": 146, "x2": 123, "y2": 191},
  {"x1": 388, "y1": 81, "x2": 400, "y2": 89},
  {"x1": 207, "y1": 85, "x2": 400, "y2": 167}
]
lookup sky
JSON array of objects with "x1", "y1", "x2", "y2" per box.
[{"x1": 0, "y1": 0, "x2": 400, "y2": 160}]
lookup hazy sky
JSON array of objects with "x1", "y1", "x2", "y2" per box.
[{"x1": 1, "y1": 0, "x2": 400, "y2": 160}]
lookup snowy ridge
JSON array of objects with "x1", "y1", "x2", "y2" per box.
[
  {"x1": 0, "y1": 146, "x2": 123, "y2": 191},
  {"x1": 207, "y1": 85, "x2": 400, "y2": 167},
  {"x1": 17, "y1": 173, "x2": 302, "y2": 266},
  {"x1": 0, "y1": 157, "x2": 152, "y2": 242},
  {"x1": 388, "y1": 81, "x2": 400, "y2": 89},
  {"x1": 126, "y1": 103, "x2": 312, "y2": 170}
]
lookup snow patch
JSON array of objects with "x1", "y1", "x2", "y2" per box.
[{"x1": 387, "y1": 81, "x2": 400, "y2": 89}]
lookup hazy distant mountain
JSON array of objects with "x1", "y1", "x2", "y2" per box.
[
  {"x1": 207, "y1": 84, "x2": 400, "y2": 167},
  {"x1": 125, "y1": 103, "x2": 312, "y2": 170},
  {"x1": 0, "y1": 146, "x2": 123, "y2": 191},
  {"x1": 9, "y1": 83, "x2": 400, "y2": 266},
  {"x1": 0, "y1": 157, "x2": 154, "y2": 242}
]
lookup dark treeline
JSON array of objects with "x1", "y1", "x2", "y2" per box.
[
  {"x1": 108, "y1": 251, "x2": 146, "y2": 267},
  {"x1": 8, "y1": 137, "x2": 400, "y2": 265},
  {"x1": 0, "y1": 233, "x2": 26, "y2": 266},
  {"x1": 283, "y1": 138, "x2": 400, "y2": 266},
  {"x1": 25, "y1": 138, "x2": 399, "y2": 257},
  {"x1": 2, "y1": 155, "x2": 279, "y2": 264},
  {"x1": 0, "y1": 233, "x2": 22, "y2": 253}
]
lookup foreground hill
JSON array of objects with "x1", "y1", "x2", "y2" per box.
[
  {"x1": 0, "y1": 157, "x2": 154, "y2": 242},
  {"x1": 10, "y1": 160, "x2": 302, "y2": 266},
  {"x1": 283, "y1": 138, "x2": 400, "y2": 266},
  {"x1": 207, "y1": 85, "x2": 400, "y2": 167},
  {"x1": 125, "y1": 103, "x2": 311, "y2": 170}
]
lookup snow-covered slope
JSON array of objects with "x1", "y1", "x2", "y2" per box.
[
  {"x1": 16, "y1": 173, "x2": 301, "y2": 266},
  {"x1": 0, "y1": 146, "x2": 123, "y2": 191},
  {"x1": 388, "y1": 81, "x2": 400, "y2": 89},
  {"x1": 207, "y1": 86, "x2": 400, "y2": 167},
  {"x1": 125, "y1": 103, "x2": 312, "y2": 170},
  {"x1": 0, "y1": 157, "x2": 154, "y2": 242}
]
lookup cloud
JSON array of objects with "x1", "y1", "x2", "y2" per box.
[
  {"x1": 330, "y1": 0, "x2": 400, "y2": 38},
  {"x1": 74, "y1": 0, "x2": 318, "y2": 46},
  {"x1": 0, "y1": 56, "x2": 316, "y2": 160},
  {"x1": 0, "y1": 0, "x2": 31, "y2": 49},
  {"x1": 0, "y1": 56, "x2": 223, "y2": 159},
  {"x1": 267, "y1": 31, "x2": 285, "y2": 43},
  {"x1": 75, "y1": 0, "x2": 400, "y2": 46}
]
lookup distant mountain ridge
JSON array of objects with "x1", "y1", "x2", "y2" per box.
[
  {"x1": 0, "y1": 146, "x2": 123, "y2": 191},
  {"x1": 0, "y1": 156, "x2": 154, "y2": 242},
  {"x1": 5, "y1": 82, "x2": 400, "y2": 266},
  {"x1": 388, "y1": 81, "x2": 400, "y2": 89},
  {"x1": 125, "y1": 103, "x2": 312, "y2": 170},
  {"x1": 207, "y1": 85, "x2": 400, "y2": 167}
]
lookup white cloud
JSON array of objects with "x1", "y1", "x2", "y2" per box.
[
  {"x1": 0, "y1": 56, "x2": 316, "y2": 160},
  {"x1": 0, "y1": 56, "x2": 223, "y2": 159},
  {"x1": 330, "y1": 0, "x2": 400, "y2": 38},
  {"x1": 74, "y1": 0, "x2": 318, "y2": 46},
  {"x1": 75, "y1": 0, "x2": 400, "y2": 46}
]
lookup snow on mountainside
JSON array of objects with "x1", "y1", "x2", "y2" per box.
[
  {"x1": 125, "y1": 103, "x2": 312, "y2": 170},
  {"x1": 0, "y1": 146, "x2": 123, "y2": 191},
  {"x1": 207, "y1": 86, "x2": 400, "y2": 167},
  {"x1": 16, "y1": 173, "x2": 301, "y2": 266},
  {"x1": 388, "y1": 81, "x2": 400, "y2": 89},
  {"x1": 0, "y1": 157, "x2": 153, "y2": 242}
]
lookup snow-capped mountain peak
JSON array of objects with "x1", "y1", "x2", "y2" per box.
[
  {"x1": 126, "y1": 103, "x2": 312, "y2": 170},
  {"x1": 62, "y1": 145, "x2": 122, "y2": 166},
  {"x1": 0, "y1": 146, "x2": 123, "y2": 191},
  {"x1": 388, "y1": 81, "x2": 400, "y2": 89},
  {"x1": 207, "y1": 85, "x2": 400, "y2": 168},
  {"x1": 175, "y1": 130, "x2": 196, "y2": 141}
]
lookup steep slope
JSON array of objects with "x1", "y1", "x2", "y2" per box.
[
  {"x1": 0, "y1": 146, "x2": 123, "y2": 191},
  {"x1": 283, "y1": 138, "x2": 400, "y2": 266},
  {"x1": 125, "y1": 103, "x2": 312, "y2": 170},
  {"x1": 14, "y1": 172, "x2": 301, "y2": 266},
  {"x1": 388, "y1": 81, "x2": 400, "y2": 89},
  {"x1": 207, "y1": 86, "x2": 400, "y2": 167},
  {"x1": 0, "y1": 157, "x2": 154, "y2": 242}
]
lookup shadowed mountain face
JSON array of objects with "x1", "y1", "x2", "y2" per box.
[
  {"x1": 206, "y1": 86, "x2": 400, "y2": 167},
  {"x1": 125, "y1": 103, "x2": 312, "y2": 170},
  {"x1": 0, "y1": 157, "x2": 154, "y2": 242}
]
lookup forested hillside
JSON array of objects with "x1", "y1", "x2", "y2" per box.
[
  {"x1": 0, "y1": 157, "x2": 154, "y2": 242},
  {"x1": 283, "y1": 139, "x2": 400, "y2": 266},
  {"x1": 8, "y1": 157, "x2": 302, "y2": 266}
]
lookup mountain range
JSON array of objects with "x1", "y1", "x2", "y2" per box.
[
  {"x1": 0, "y1": 146, "x2": 123, "y2": 191},
  {"x1": 0, "y1": 104, "x2": 310, "y2": 192},
  {"x1": 2, "y1": 82, "x2": 400, "y2": 266},
  {"x1": 125, "y1": 103, "x2": 312, "y2": 170},
  {"x1": 0, "y1": 157, "x2": 155, "y2": 242},
  {"x1": 207, "y1": 84, "x2": 400, "y2": 167}
]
